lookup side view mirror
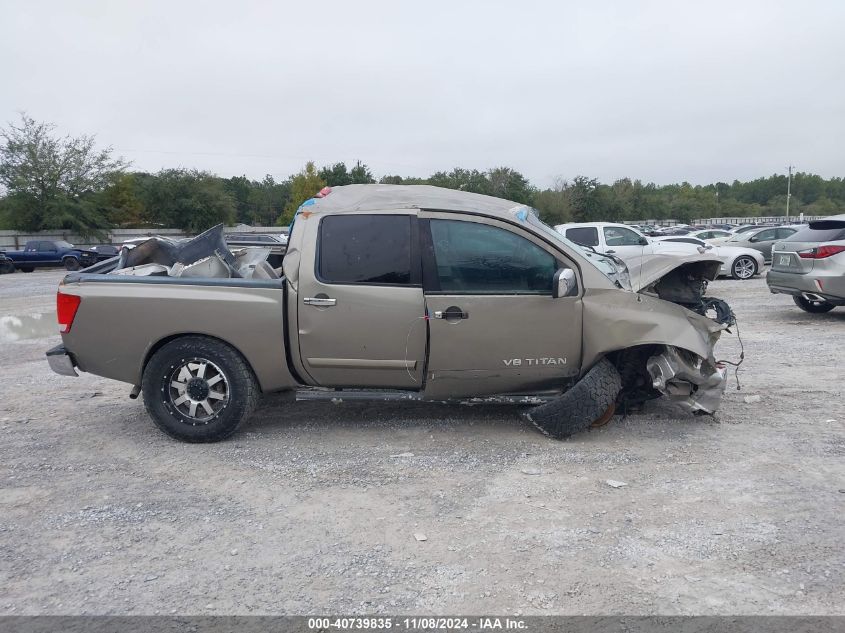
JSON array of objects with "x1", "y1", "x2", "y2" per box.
[
  {"x1": 638, "y1": 236, "x2": 649, "y2": 246},
  {"x1": 748, "y1": 235, "x2": 759, "y2": 243},
  {"x1": 553, "y1": 268, "x2": 577, "y2": 298}
]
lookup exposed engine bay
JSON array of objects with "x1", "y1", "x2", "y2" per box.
[{"x1": 645, "y1": 261, "x2": 735, "y2": 326}]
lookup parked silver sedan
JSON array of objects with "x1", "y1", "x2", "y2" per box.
[
  {"x1": 767, "y1": 215, "x2": 845, "y2": 313},
  {"x1": 720, "y1": 226, "x2": 798, "y2": 262}
]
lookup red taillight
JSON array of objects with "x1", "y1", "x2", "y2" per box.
[
  {"x1": 798, "y1": 245, "x2": 845, "y2": 259},
  {"x1": 57, "y1": 292, "x2": 81, "y2": 333}
]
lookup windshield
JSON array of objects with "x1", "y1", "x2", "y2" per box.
[{"x1": 525, "y1": 213, "x2": 632, "y2": 290}]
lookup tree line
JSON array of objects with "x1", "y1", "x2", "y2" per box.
[{"x1": 1, "y1": 114, "x2": 843, "y2": 237}]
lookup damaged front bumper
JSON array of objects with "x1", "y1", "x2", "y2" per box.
[{"x1": 646, "y1": 345, "x2": 727, "y2": 414}]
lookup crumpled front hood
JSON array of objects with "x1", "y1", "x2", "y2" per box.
[{"x1": 628, "y1": 248, "x2": 723, "y2": 292}]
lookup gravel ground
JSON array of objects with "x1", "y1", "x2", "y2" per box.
[{"x1": 0, "y1": 269, "x2": 843, "y2": 615}]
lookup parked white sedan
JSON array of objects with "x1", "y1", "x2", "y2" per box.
[
  {"x1": 688, "y1": 229, "x2": 734, "y2": 242},
  {"x1": 654, "y1": 236, "x2": 766, "y2": 279}
]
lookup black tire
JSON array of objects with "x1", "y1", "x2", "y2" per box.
[
  {"x1": 793, "y1": 295, "x2": 835, "y2": 313},
  {"x1": 0, "y1": 261, "x2": 14, "y2": 274},
  {"x1": 142, "y1": 336, "x2": 260, "y2": 442},
  {"x1": 731, "y1": 255, "x2": 757, "y2": 280},
  {"x1": 20, "y1": 267, "x2": 34, "y2": 273},
  {"x1": 525, "y1": 358, "x2": 622, "y2": 439},
  {"x1": 63, "y1": 257, "x2": 81, "y2": 271}
]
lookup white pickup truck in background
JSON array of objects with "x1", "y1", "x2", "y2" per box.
[{"x1": 556, "y1": 222, "x2": 765, "y2": 281}]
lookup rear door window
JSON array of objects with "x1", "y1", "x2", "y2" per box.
[
  {"x1": 318, "y1": 214, "x2": 414, "y2": 285},
  {"x1": 565, "y1": 227, "x2": 599, "y2": 247},
  {"x1": 604, "y1": 226, "x2": 643, "y2": 246}
]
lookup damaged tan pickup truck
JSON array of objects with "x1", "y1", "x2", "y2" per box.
[{"x1": 46, "y1": 185, "x2": 735, "y2": 442}]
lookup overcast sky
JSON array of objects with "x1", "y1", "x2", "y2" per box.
[{"x1": 2, "y1": 0, "x2": 843, "y2": 187}]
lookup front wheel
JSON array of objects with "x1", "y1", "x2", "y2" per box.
[
  {"x1": 63, "y1": 257, "x2": 81, "y2": 271},
  {"x1": 525, "y1": 358, "x2": 622, "y2": 439},
  {"x1": 142, "y1": 336, "x2": 261, "y2": 442},
  {"x1": 731, "y1": 256, "x2": 757, "y2": 279},
  {"x1": 793, "y1": 295, "x2": 835, "y2": 313}
]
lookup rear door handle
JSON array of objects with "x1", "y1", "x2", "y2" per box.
[{"x1": 303, "y1": 297, "x2": 337, "y2": 307}]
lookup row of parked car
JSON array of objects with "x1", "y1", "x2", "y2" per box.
[{"x1": 555, "y1": 216, "x2": 845, "y2": 313}]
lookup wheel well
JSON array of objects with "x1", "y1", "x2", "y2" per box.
[
  {"x1": 141, "y1": 333, "x2": 261, "y2": 390},
  {"x1": 604, "y1": 345, "x2": 664, "y2": 410}
]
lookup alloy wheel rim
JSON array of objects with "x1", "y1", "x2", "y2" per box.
[
  {"x1": 734, "y1": 258, "x2": 754, "y2": 278},
  {"x1": 167, "y1": 359, "x2": 229, "y2": 424}
]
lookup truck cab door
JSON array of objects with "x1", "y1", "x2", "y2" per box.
[
  {"x1": 21, "y1": 242, "x2": 39, "y2": 264},
  {"x1": 420, "y1": 214, "x2": 583, "y2": 399},
  {"x1": 295, "y1": 212, "x2": 427, "y2": 389},
  {"x1": 37, "y1": 241, "x2": 57, "y2": 264}
]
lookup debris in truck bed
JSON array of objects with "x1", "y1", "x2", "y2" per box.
[{"x1": 108, "y1": 224, "x2": 280, "y2": 280}]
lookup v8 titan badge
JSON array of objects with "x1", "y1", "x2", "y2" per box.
[{"x1": 503, "y1": 357, "x2": 567, "y2": 367}]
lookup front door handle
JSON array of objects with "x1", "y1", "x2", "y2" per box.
[
  {"x1": 303, "y1": 297, "x2": 337, "y2": 307},
  {"x1": 433, "y1": 306, "x2": 468, "y2": 320}
]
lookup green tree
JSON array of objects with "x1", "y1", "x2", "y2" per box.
[
  {"x1": 98, "y1": 172, "x2": 147, "y2": 226},
  {"x1": 0, "y1": 113, "x2": 126, "y2": 235},
  {"x1": 428, "y1": 168, "x2": 490, "y2": 194},
  {"x1": 278, "y1": 161, "x2": 326, "y2": 225},
  {"x1": 349, "y1": 160, "x2": 375, "y2": 184},
  {"x1": 533, "y1": 178, "x2": 573, "y2": 225},
  {"x1": 223, "y1": 175, "x2": 254, "y2": 224},
  {"x1": 246, "y1": 175, "x2": 290, "y2": 226},
  {"x1": 487, "y1": 167, "x2": 534, "y2": 204},
  {"x1": 318, "y1": 162, "x2": 352, "y2": 187},
  {"x1": 139, "y1": 169, "x2": 235, "y2": 233},
  {"x1": 569, "y1": 176, "x2": 605, "y2": 222}
]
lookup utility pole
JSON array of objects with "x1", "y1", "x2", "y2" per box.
[{"x1": 786, "y1": 164, "x2": 794, "y2": 222}]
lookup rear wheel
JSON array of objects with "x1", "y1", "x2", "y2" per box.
[
  {"x1": 63, "y1": 257, "x2": 81, "y2": 271},
  {"x1": 20, "y1": 267, "x2": 33, "y2": 273},
  {"x1": 793, "y1": 295, "x2": 835, "y2": 313},
  {"x1": 0, "y1": 260, "x2": 14, "y2": 274},
  {"x1": 731, "y1": 256, "x2": 757, "y2": 279},
  {"x1": 142, "y1": 336, "x2": 260, "y2": 442}
]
